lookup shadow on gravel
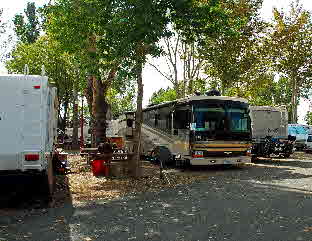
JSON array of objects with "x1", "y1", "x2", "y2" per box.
[
  {"x1": 174, "y1": 159, "x2": 312, "y2": 183},
  {"x1": 0, "y1": 175, "x2": 74, "y2": 241},
  {"x1": 248, "y1": 182, "x2": 312, "y2": 194},
  {"x1": 56, "y1": 174, "x2": 312, "y2": 241},
  {"x1": 254, "y1": 159, "x2": 312, "y2": 169}
]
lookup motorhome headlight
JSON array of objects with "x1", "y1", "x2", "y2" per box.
[
  {"x1": 246, "y1": 148, "x2": 252, "y2": 156},
  {"x1": 175, "y1": 154, "x2": 182, "y2": 159}
]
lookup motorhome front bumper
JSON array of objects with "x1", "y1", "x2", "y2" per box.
[{"x1": 190, "y1": 155, "x2": 251, "y2": 165}]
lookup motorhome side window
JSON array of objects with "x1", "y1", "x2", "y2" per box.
[
  {"x1": 174, "y1": 110, "x2": 189, "y2": 129},
  {"x1": 154, "y1": 113, "x2": 159, "y2": 127}
]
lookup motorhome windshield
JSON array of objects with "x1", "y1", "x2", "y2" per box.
[{"x1": 192, "y1": 102, "x2": 251, "y2": 141}]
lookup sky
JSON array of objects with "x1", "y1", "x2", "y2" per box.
[{"x1": 0, "y1": 0, "x2": 312, "y2": 123}]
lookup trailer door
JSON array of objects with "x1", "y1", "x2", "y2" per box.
[{"x1": 22, "y1": 76, "x2": 43, "y2": 152}]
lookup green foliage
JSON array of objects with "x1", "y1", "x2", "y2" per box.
[
  {"x1": 268, "y1": 1, "x2": 312, "y2": 122},
  {"x1": 245, "y1": 76, "x2": 292, "y2": 106},
  {"x1": 13, "y1": 2, "x2": 40, "y2": 44},
  {"x1": 107, "y1": 87, "x2": 135, "y2": 118},
  {"x1": 171, "y1": 0, "x2": 238, "y2": 43},
  {"x1": 5, "y1": 35, "x2": 80, "y2": 105},
  {"x1": 13, "y1": 0, "x2": 310, "y2": 128},
  {"x1": 305, "y1": 111, "x2": 312, "y2": 125},
  {"x1": 149, "y1": 87, "x2": 177, "y2": 105},
  {"x1": 202, "y1": 0, "x2": 266, "y2": 94},
  {"x1": 270, "y1": 2, "x2": 312, "y2": 87}
]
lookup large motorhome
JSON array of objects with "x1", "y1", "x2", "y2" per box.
[
  {"x1": 142, "y1": 94, "x2": 253, "y2": 166},
  {"x1": 0, "y1": 74, "x2": 59, "y2": 197}
]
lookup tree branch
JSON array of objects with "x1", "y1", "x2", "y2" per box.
[{"x1": 148, "y1": 62, "x2": 174, "y2": 84}]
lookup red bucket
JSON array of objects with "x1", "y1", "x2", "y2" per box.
[{"x1": 91, "y1": 160, "x2": 109, "y2": 176}]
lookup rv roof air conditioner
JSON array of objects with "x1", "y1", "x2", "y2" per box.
[{"x1": 206, "y1": 89, "x2": 221, "y2": 96}]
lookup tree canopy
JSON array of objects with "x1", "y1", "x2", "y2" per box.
[{"x1": 13, "y1": 2, "x2": 41, "y2": 44}]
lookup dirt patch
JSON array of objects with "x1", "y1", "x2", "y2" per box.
[{"x1": 66, "y1": 155, "x2": 209, "y2": 204}]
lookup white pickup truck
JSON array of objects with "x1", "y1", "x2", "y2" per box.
[{"x1": 0, "y1": 74, "x2": 58, "y2": 198}]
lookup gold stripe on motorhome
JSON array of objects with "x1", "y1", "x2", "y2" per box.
[{"x1": 192, "y1": 144, "x2": 252, "y2": 149}]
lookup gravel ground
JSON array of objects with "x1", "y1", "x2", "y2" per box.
[{"x1": 1, "y1": 152, "x2": 312, "y2": 241}]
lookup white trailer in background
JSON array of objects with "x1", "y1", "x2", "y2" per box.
[
  {"x1": 250, "y1": 105, "x2": 288, "y2": 140},
  {"x1": 250, "y1": 106, "x2": 294, "y2": 158},
  {"x1": 0, "y1": 74, "x2": 58, "y2": 197}
]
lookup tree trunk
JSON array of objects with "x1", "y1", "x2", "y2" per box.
[
  {"x1": 91, "y1": 69, "x2": 116, "y2": 146},
  {"x1": 85, "y1": 76, "x2": 96, "y2": 147},
  {"x1": 61, "y1": 97, "x2": 69, "y2": 132},
  {"x1": 188, "y1": 78, "x2": 194, "y2": 95},
  {"x1": 72, "y1": 87, "x2": 79, "y2": 149},
  {"x1": 129, "y1": 61, "x2": 143, "y2": 178},
  {"x1": 92, "y1": 76, "x2": 108, "y2": 146},
  {"x1": 290, "y1": 77, "x2": 298, "y2": 123}
]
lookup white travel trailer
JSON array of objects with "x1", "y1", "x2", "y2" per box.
[
  {"x1": 0, "y1": 74, "x2": 58, "y2": 197},
  {"x1": 250, "y1": 106, "x2": 294, "y2": 158}
]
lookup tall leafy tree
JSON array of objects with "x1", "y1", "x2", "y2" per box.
[
  {"x1": 5, "y1": 36, "x2": 79, "y2": 131},
  {"x1": 269, "y1": 0, "x2": 312, "y2": 123},
  {"x1": 202, "y1": 0, "x2": 265, "y2": 94},
  {"x1": 47, "y1": 0, "x2": 121, "y2": 147},
  {"x1": 46, "y1": 0, "x2": 244, "y2": 177},
  {"x1": 102, "y1": 0, "x2": 172, "y2": 177},
  {"x1": 13, "y1": 2, "x2": 41, "y2": 44}
]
